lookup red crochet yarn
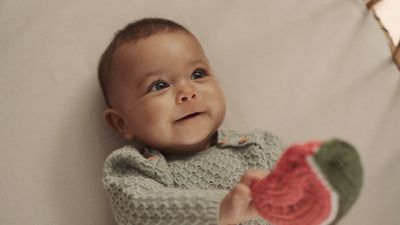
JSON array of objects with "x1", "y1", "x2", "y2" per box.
[{"x1": 251, "y1": 141, "x2": 337, "y2": 225}]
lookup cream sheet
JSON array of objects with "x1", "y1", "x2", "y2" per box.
[{"x1": 1, "y1": 0, "x2": 399, "y2": 224}]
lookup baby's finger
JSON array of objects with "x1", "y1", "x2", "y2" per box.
[
  {"x1": 240, "y1": 170, "x2": 269, "y2": 187},
  {"x1": 231, "y1": 183, "x2": 260, "y2": 219},
  {"x1": 231, "y1": 183, "x2": 252, "y2": 203}
]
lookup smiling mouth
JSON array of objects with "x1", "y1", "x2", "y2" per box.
[{"x1": 176, "y1": 112, "x2": 203, "y2": 122}]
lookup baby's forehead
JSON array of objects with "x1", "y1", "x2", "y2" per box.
[
  {"x1": 125, "y1": 29, "x2": 194, "y2": 45},
  {"x1": 114, "y1": 31, "x2": 202, "y2": 66},
  {"x1": 113, "y1": 33, "x2": 173, "y2": 64}
]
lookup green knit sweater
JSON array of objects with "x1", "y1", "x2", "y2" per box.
[{"x1": 103, "y1": 129, "x2": 285, "y2": 225}]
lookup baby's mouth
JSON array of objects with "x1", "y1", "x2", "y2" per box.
[{"x1": 175, "y1": 112, "x2": 203, "y2": 122}]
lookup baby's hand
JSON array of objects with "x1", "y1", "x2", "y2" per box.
[{"x1": 219, "y1": 170, "x2": 269, "y2": 225}]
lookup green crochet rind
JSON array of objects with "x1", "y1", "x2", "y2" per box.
[{"x1": 314, "y1": 140, "x2": 363, "y2": 224}]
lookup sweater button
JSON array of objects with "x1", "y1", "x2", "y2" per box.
[
  {"x1": 147, "y1": 155, "x2": 158, "y2": 161},
  {"x1": 217, "y1": 138, "x2": 228, "y2": 147},
  {"x1": 238, "y1": 136, "x2": 249, "y2": 144}
]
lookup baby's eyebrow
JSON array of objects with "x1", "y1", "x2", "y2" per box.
[
  {"x1": 137, "y1": 70, "x2": 162, "y2": 88},
  {"x1": 188, "y1": 59, "x2": 209, "y2": 67},
  {"x1": 143, "y1": 69, "x2": 163, "y2": 78}
]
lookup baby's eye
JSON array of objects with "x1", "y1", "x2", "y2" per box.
[
  {"x1": 148, "y1": 80, "x2": 170, "y2": 92},
  {"x1": 190, "y1": 69, "x2": 208, "y2": 80}
]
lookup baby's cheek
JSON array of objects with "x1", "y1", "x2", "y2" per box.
[
  {"x1": 207, "y1": 86, "x2": 226, "y2": 111},
  {"x1": 141, "y1": 97, "x2": 174, "y2": 122},
  {"x1": 211, "y1": 82, "x2": 225, "y2": 100}
]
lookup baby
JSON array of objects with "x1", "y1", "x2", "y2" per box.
[{"x1": 99, "y1": 18, "x2": 284, "y2": 225}]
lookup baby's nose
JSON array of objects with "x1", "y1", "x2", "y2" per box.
[{"x1": 176, "y1": 85, "x2": 197, "y2": 104}]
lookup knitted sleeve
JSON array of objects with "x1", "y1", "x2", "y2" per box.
[{"x1": 102, "y1": 148, "x2": 228, "y2": 225}]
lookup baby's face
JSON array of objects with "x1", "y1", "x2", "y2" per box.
[{"x1": 108, "y1": 31, "x2": 225, "y2": 154}]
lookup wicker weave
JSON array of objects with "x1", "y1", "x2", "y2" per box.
[{"x1": 366, "y1": 0, "x2": 400, "y2": 70}]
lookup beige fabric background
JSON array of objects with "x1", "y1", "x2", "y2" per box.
[{"x1": 1, "y1": 0, "x2": 399, "y2": 224}]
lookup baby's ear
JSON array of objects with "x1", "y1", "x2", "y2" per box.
[{"x1": 103, "y1": 108, "x2": 135, "y2": 140}]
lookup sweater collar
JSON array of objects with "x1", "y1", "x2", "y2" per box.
[
  {"x1": 140, "y1": 129, "x2": 258, "y2": 157},
  {"x1": 215, "y1": 129, "x2": 257, "y2": 148}
]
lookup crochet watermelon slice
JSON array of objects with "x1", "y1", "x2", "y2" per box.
[{"x1": 251, "y1": 140, "x2": 363, "y2": 225}]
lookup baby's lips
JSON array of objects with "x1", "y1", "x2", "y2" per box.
[{"x1": 175, "y1": 111, "x2": 204, "y2": 121}]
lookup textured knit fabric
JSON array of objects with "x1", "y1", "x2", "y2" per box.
[
  {"x1": 314, "y1": 140, "x2": 363, "y2": 224},
  {"x1": 251, "y1": 140, "x2": 363, "y2": 225},
  {"x1": 102, "y1": 129, "x2": 285, "y2": 225}
]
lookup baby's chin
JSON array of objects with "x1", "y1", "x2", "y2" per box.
[
  {"x1": 159, "y1": 142, "x2": 210, "y2": 155},
  {"x1": 156, "y1": 131, "x2": 218, "y2": 155}
]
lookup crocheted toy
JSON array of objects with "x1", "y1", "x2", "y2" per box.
[{"x1": 251, "y1": 140, "x2": 363, "y2": 225}]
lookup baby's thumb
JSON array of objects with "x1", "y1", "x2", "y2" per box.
[
  {"x1": 231, "y1": 183, "x2": 252, "y2": 203},
  {"x1": 240, "y1": 170, "x2": 269, "y2": 187}
]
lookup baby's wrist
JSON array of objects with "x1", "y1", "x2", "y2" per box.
[{"x1": 218, "y1": 198, "x2": 229, "y2": 225}]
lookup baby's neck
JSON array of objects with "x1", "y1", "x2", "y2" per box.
[{"x1": 144, "y1": 131, "x2": 219, "y2": 156}]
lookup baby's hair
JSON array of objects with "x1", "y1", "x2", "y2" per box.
[{"x1": 98, "y1": 18, "x2": 191, "y2": 107}]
